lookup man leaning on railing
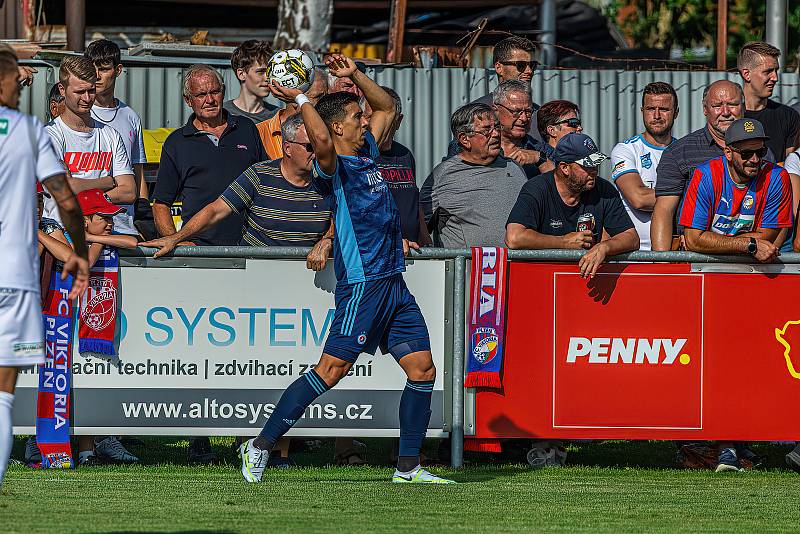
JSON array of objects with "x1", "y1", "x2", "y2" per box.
[{"x1": 504, "y1": 132, "x2": 639, "y2": 278}]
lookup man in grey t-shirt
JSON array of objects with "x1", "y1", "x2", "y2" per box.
[{"x1": 421, "y1": 102, "x2": 527, "y2": 248}]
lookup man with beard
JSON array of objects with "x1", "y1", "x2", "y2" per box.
[
  {"x1": 679, "y1": 120, "x2": 792, "y2": 471},
  {"x1": 738, "y1": 41, "x2": 800, "y2": 162},
  {"x1": 505, "y1": 132, "x2": 638, "y2": 279},
  {"x1": 651, "y1": 80, "x2": 776, "y2": 250},
  {"x1": 680, "y1": 118, "x2": 791, "y2": 261},
  {"x1": 610, "y1": 82, "x2": 678, "y2": 250}
]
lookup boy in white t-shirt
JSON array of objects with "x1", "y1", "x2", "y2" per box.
[
  {"x1": 44, "y1": 56, "x2": 137, "y2": 240},
  {"x1": 85, "y1": 39, "x2": 149, "y2": 205}
]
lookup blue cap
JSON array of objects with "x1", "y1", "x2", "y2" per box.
[{"x1": 553, "y1": 133, "x2": 609, "y2": 167}]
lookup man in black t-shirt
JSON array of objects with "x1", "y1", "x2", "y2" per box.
[
  {"x1": 738, "y1": 41, "x2": 800, "y2": 161},
  {"x1": 506, "y1": 132, "x2": 638, "y2": 278},
  {"x1": 374, "y1": 87, "x2": 431, "y2": 245}
]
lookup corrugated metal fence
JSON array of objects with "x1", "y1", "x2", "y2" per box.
[{"x1": 18, "y1": 60, "x2": 800, "y2": 183}]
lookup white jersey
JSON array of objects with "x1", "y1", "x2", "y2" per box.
[
  {"x1": 0, "y1": 106, "x2": 64, "y2": 292},
  {"x1": 44, "y1": 116, "x2": 136, "y2": 235},
  {"x1": 91, "y1": 99, "x2": 146, "y2": 166},
  {"x1": 610, "y1": 134, "x2": 673, "y2": 250}
]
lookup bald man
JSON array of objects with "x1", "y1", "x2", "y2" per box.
[{"x1": 650, "y1": 80, "x2": 776, "y2": 250}]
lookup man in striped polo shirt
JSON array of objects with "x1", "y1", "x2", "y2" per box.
[{"x1": 141, "y1": 113, "x2": 333, "y2": 264}]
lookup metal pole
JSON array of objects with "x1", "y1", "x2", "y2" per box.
[
  {"x1": 65, "y1": 0, "x2": 85, "y2": 52},
  {"x1": 716, "y1": 0, "x2": 728, "y2": 70},
  {"x1": 766, "y1": 0, "x2": 788, "y2": 59},
  {"x1": 386, "y1": 0, "x2": 408, "y2": 63},
  {"x1": 538, "y1": 0, "x2": 557, "y2": 67},
  {"x1": 450, "y1": 255, "x2": 466, "y2": 468}
]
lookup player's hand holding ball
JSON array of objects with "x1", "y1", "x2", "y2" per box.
[{"x1": 325, "y1": 54, "x2": 358, "y2": 79}]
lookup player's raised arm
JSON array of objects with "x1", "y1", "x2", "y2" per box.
[
  {"x1": 270, "y1": 80, "x2": 337, "y2": 175},
  {"x1": 326, "y1": 54, "x2": 396, "y2": 147}
]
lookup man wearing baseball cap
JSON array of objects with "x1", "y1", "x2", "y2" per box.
[
  {"x1": 680, "y1": 118, "x2": 792, "y2": 267},
  {"x1": 506, "y1": 132, "x2": 639, "y2": 279}
]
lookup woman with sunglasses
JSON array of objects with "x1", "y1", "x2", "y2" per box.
[{"x1": 537, "y1": 99, "x2": 583, "y2": 168}]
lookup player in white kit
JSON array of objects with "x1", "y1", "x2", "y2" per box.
[
  {"x1": 0, "y1": 47, "x2": 89, "y2": 486},
  {"x1": 610, "y1": 82, "x2": 678, "y2": 250}
]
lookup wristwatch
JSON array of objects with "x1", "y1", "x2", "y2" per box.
[{"x1": 747, "y1": 237, "x2": 757, "y2": 255}]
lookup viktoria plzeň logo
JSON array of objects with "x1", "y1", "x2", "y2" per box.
[{"x1": 472, "y1": 327, "x2": 499, "y2": 365}]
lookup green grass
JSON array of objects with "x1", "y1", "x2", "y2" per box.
[{"x1": 3, "y1": 439, "x2": 799, "y2": 533}]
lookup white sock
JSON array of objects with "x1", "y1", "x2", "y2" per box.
[{"x1": 0, "y1": 391, "x2": 14, "y2": 486}]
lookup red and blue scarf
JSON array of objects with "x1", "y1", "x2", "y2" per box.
[
  {"x1": 37, "y1": 263, "x2": 75, "y2": 468},
  {"x1": 465, "y1": 247, "x2": 508, "y2": 388}
]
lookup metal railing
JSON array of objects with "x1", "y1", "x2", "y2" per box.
[{"x1": 127, "y1": 246, "x2": 800, "y2": 467}]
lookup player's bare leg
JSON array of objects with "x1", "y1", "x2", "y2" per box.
[{"x1": 0, "y1": 366, "x2": 19, "y2": 485}]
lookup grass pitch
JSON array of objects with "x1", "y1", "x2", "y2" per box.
[{"x1": 3, "y1": 438, "x2": 799, "y2": 533}]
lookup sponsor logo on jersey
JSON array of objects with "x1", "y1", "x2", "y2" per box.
[
  {"x1": 0, "y1": 118, "x2": 8, "y2": 135},
  {"x1": 13, "y1": 341, "x2": 44, "y2": 357},
  {"x1": 640, "y1": 152, "x2": 653, "y2": 169},
  {"x1": 550, "y1": 219, "x2": 563, "y2": 229},
  {"x1": 565, "y1": 337, "x2": 690, "y2": 365},
  {"x1": 63, "y1": 151, "x2": 113, "y2": 173},
  {"x1": 613, "y1": 161, "x2": 626, "y2": 171},
  {"x1": 472, "y1": 327, "x2": 499, "y2": 364},
  {"x1": 712, "y1": 213, "x2": 754, "y2": 234}
]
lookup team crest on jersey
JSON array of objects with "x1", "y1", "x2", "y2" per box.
[
  {"x1": 0, "y1": 118, "x2": 8, "y2": 135},
  {"x1": 81, "y1": 279, "x2": 116, "y2": 332},
  {"x1": 472, "y1": 327, "x2": 499, "y2": 365},
  {"x1": 357, "y1": 332, "x2": 367, "y2": 345},
  {"x1": 640, "y1": 152, "x2": 653, "y2": 169},
  {"x1": 743, "y1": 195, "x2": 754, "y2": 210}
]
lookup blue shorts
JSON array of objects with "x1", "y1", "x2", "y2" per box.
[{"x1": 323, "y1": 274, "x2": 431, "y2": 363}]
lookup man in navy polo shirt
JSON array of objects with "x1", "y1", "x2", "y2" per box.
[
  {"x1": 152, "y1": 64, "x2": 267, "y2": 247},
  {"x1": 150, "y1": 64, "x2": 266, "y2": 463}
]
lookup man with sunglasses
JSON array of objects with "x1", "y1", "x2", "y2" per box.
[
  {"x1": 506, "y1": 132, "x2": 638, "y2": 279},
  {"x1": 652, "y1": 80, "x2": 777, "y2": 251},
  {"x1": 679, "y1": 119, "x2": 792, "y2": 472},
  {"x1": 680, "y1": 118, "x2": 791, "y2": 264},
  {"x1": 469, "y1": 36, "x2": 541, "y2": 140}
]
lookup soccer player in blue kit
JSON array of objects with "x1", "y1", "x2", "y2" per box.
[{"x1": 238, "y1": 54, "x2": 454, "y2": 484}]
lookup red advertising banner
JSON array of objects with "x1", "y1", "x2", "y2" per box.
[{"x1": 473, "y1": 262, "x2": 800, "y2": 441}]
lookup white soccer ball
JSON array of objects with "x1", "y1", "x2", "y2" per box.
[{"x1": 267, "y1": 49, "x2": 315, "y2": 92}]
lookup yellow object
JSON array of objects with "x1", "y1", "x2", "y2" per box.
[
  {"x1": 143, "y1": 128, "x2": 176, "y2": 164},
  {"x1": 774, "y1": 320, "x2": 800, "y2": 379}
]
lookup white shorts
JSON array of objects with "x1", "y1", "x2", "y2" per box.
[{"x1": 0, "y1": 288, "x2": 45, "y2": 367}]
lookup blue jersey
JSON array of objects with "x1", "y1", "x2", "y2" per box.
[{"x1": 313, "y1": 131, "x2": 404, "y2": 285}]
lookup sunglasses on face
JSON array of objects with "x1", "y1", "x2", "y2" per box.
[
  {"x1": 286, "y1": 140, "x2": 313, "y2": 152},
  {"x1": 730, "y1": 145, "x2": 768, "y2": 160},
  {"x1": 554, "y1": 118, "x2": 581, "y2": 128},
  {"x1": 499, "y1": 60, "x2": 538, "y2": 73}
]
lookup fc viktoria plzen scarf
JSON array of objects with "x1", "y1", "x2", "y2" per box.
[{"x1": 465, "y1": 247, "x2": 508, "y2": 389}]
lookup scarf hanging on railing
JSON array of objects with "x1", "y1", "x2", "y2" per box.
[
  {"x1": 36, "y1": 259, "x2": 74, "y2": 468},
  {"x1": 465, "y1": 247, "x2": 508, "y2": 389},
  {"x1": 78, "y1": 246, "x2": 119, "y2": 358}
]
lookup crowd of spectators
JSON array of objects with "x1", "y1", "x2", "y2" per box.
[{"x1": 18, "y1": 34, "x2": 800, "y2": 473}]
